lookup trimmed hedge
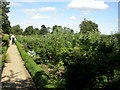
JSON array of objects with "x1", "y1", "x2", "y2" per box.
[
  {"x1": 2, "y1": 34, "x2": 10, "y2": 41},
  {"x1": 2, "y1": 34, "x2": 10, "y2": 47},
  {"x1": 15, "y1": 41, "x2": 56, "y2": 89},
  {"x1": 1, "y1": 34, "x2": 10, "y2": 68}
]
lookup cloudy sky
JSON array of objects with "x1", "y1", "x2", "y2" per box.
[{"x1": 8, "y1": 0, "x2": 119, "y2": 34}]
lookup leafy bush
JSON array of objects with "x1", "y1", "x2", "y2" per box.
[
  {"x1": 63, "y1": 33, "x2": 120, "y2": 89},
  {"x1": 2, "y1": 34, "x2": 10, "y2": 57},
  {"x1": 0, "y1": 34, "x2": 10, "y2": 68},
  {"x1": 15, "y1": 41, "x2": 55, "y2": 89},
  {"x1": 2, "y1": 34, "x2": 10, "y2": 46},
  {"x1": 16, "y1": 32, "x2": 120, "y2": 89}
]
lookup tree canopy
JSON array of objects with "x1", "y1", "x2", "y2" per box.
[
  {"x1": 33, "y1": 28, "x2": 40, "y2": 35},
  {"x1": 11, "y1": 25, "x2": 23, "y2": 35},
  {"x1": 24, "y1": 25, "x2": 34, "y2": 35},
  {"x1": 79, "y1": 18, "x2": 99, "y2": 33},
  {"x1": 40, "y1": 25, "x2": 49, "y2": 35},
  {"x1": 23, "y1": 25, "x2": 51, "y2": 35},
  {"x1": 0, "y1": 1, "x2": 11, "y2": 34},
  {"x1": 52, "y1": 25, "x2": 63, "y2": 33}
]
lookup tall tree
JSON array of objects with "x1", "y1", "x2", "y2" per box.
[
  {"x1": 63, "y1": 27, "x2": 74, "y2": 33},
  {"x1": 79, "y1": 18, "x2": 99, "y2": 33},
  {"x1": 24, "y1": 25, "x2": 34, "y2": 35},
  {"x1": 0, "y1": 1, "x2": 11, "y2": 34},
  {"x1": 52, "y1": 25, "x2": 63, "y2": 33},
  {"x1": 40, "y1": 25, "x2": 49, "y2": 35},
  {"x1": 33, "y1": 28, "x2": 40, "y2": 35},
  {"x1": 11, "y1": 25, "x2": 23, "y2": 35}
]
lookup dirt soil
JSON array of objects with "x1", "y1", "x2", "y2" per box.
[{"x1": 1, "y1": 41, "x2": 36, "y2": 90}]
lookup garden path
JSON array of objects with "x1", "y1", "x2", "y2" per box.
[{"x1": 1, "y1": 40, "x2": 36, "y2": 89}]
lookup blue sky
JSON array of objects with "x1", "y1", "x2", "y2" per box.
[{"x1": 8, "y1": 0, "x2": 118, "y2": 34}]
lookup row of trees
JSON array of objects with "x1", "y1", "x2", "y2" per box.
[
  {"x1": 17, "y1": 30, "x2": 120, "y2": 89},
  {"x1": 0, "y1": 1, "x2": 99, "y2": 35},
  {"x1": 11, "y1": 25, "x2": 49, "y2": 35},
  {"x1": 11, "y1": 24, "x2": 74, "y2": 35},
  {"x1": 23, "y1": 25, "x2": 49, "y2": 35},
  {"x1": 11, "y1": 25, "x2": 48, "y2": 35},
  {"x1": 11, "y1": 19, "x2": 99, "y2": 35}
]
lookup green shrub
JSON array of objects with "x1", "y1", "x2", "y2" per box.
[
  {"x1": 2, "y1": 34, "x2": 10, "y2": 46},
  {"x1": 63, "y1": 33, "x2": 120, "y2": 89},
  {"x1": 15, "y1": 41, "x2": 55, "y2": 89},
  {"x1": 16, "y1": 33, "x2": 120, "y2": 89},
  {"x1": 2, "y1": 34, "x2": 9, "y2": 41},
  {"x1": 1, "y1": 34, "x2": 10, "y2": 68}
]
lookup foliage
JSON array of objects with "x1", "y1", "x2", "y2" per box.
[
  {"x1": 40, "y1": 25, "x2": 49, "y2": 35},
  {"x1": 11, "y1": 25, "x2": 23, "y2": 35},
  {"x1": 17, "y1": 30, "x2": 73, "y2": 65},
  {"x1": 23, "y1": 25, "x2": 50, "y2": 35},
  {"x1": 79, "y1": 18, "x2": 99, "y2": 33},
  {"x1": 24, "y1": 26, "x2": 34, "y2": 35},
  {"x1": 2, "y1": 33, "x2": 10, "y2": 41},
  {"x1": 2, "y1": 34, "x2": 10, "y2": 50},
  {"x1": 52, "y1": 25, "x2": 63, "y2": 33},
  {"x1": 0, "y1": 34, "x2": 10, "y2": 68},
  {"x1": 15, "y1": 41, "x2": 55, "y2": 89},
  {"x1": 33, "y1": 28, "x2": 40, "y2": 35},
  {"x1": 2, "y1": 1, "x2": 119, "y2": 89},
  {"x1": 0, "y1": 1, "x2": 11, "y2": 34},
  {"x1": 17, "y1": 31, "x2": 120, "y2": 89},
  {"x1": 63, "y1": 33, "x2": 120, "y2": 89}
]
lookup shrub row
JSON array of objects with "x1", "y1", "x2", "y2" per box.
[
  {"x1": 2, "y1": 34, "x2": 10, "y2": 47},
  {"x1": 0, "y1": 34, "x2": 10, "y2": 68},
  {"x1": 17, "y1": 33, "x2": 120, "y2": 89},
  {"x1": 15, "y1": 41, "x2": 56, "y2": 89}
]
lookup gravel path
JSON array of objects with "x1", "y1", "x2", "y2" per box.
[{"x1": 1, "y1": 42, "x2": 36, "y2": 90}]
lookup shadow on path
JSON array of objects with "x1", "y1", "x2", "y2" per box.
[{"x1": 2, "y1": 70, "x2": 36, "y2": 90}]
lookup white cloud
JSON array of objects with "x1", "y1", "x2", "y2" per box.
[
  {"x1": 18, "y1": 7, "x2": 56, "y2": 20},
  {"x1": 70, "y1": 16, "x2": 77, "y2": 20},
  {"x1": 68, "y1": 0, "x2": 109, "y2": 11},
  {"x1": 39, "y1": 7, "x2": 57, "y2": 11},
  {"x1": 8, "y1": 0, "x2": 119, "y2": 2},
  {"x1": 10, "y1": 2, "x2": 22, "y2": 7},
  {"x1": 19, "y1": 7, "x2": 56, "y2": 20},
  {"x1": 20, "y1": 11, "x2": 52, "y2": 19},
  {"x1": 103, "y1": 0, "x2": 119, "y2": 2},
  {"x1": 8, "y1": 0, "x2": 71, "y2": 2},
  {"x1": 20, "y1": 7, "x2": 57, "y2": 12},
  {"x1": 32, "y1": 13, "x2": 51, "y2": 19},
  {"x1": 20, "y1": 0, "x2": 34, "y2": 1}
]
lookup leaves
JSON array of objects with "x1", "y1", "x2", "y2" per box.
[
  {"x1": 17, "y1": 30, "x2": 120, "y2": 89},
  {"x1": 0, "y1": 2, "x2": 11, "y2": 34}
]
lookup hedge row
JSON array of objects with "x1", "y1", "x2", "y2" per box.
[
  {"x1": 0, "y1": 34, "x2": 10, "y2": 68},
  {"x1": 15, "y1": 41, "x2": 56, "y2": 89},
  {"x1": 2, "y1": 34, "x2": 10, "y2": 47}
]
